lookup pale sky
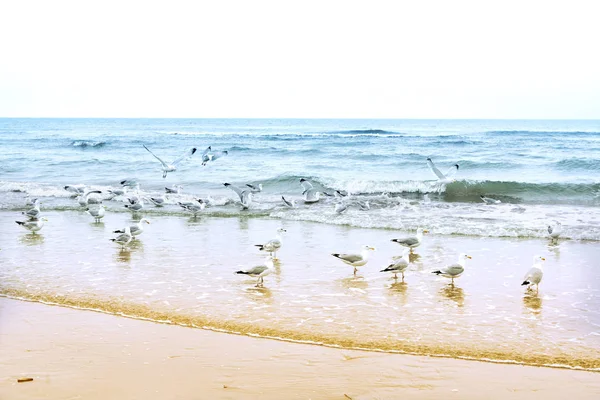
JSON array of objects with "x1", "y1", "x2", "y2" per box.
[{"x1": 0, "y1": 0, "x2": 599, "y2": 119}]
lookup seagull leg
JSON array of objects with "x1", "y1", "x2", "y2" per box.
[
  {"x1": 393, "y1": 273, "x2": 398, "y2": 280},
  {"x1": 401, "y1": 272, "x2": 405, "y2": 282},
  {"x1": 353, "y1": 267, "x2": 357, "y2": 276}
]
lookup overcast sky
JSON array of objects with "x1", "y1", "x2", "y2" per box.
[{"x1": 0, "y1": 0, "x2": 598, "y2": 119}]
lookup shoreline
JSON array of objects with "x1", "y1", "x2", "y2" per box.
[
  {"x1": 1, "y1": 298, "x2": 599, "y2": 400},
  {"x1": 1, "y1": 293, "x2": 597, "y2": 373}
]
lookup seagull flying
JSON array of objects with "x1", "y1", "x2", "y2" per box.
[{"x1": 143, "y1": 145, "x2": 197, "y2": 178}]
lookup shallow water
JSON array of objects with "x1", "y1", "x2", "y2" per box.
[{"x1": 1, "y1": 211, "x2": 599, "y2": 370}]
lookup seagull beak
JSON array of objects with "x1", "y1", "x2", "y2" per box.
[
  {"x1": 467, "y1": 255, "x2": 472, "y2": 259},
  {"x1": 369, "y1": 247, "x2": 376, "y2": 251},
  {"x1": 541, "y1": 257, "x2": 546, "y2": 261},
  {"x1": 423, "y1": 230, "x2": 429, "y2": 234}
]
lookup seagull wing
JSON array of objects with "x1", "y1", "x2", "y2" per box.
[
  {"x1": 426, "y1": 158, "x2": 445, "y2": 180},
  {"x1": 444, "y1": 164, "x2": 459, "y2": 179},
  {"x1": 333, "y1": 253, "x2": 363, "y2": 263},
  {"x1": 171, "y1": 147, "x2": 197, "y2": 166},
  {"x1": 224, "y1": 183, "x2": 244, "y2": 200},
  {"x1": 300, "y1": 179, "x2": 314, "y2": 191},
  {"x1": 143, "y1": 145, "x2": 169, "y2": 168}
]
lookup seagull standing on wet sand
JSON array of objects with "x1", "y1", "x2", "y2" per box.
[
  {"x1": 15, "y1": 217, "x2": 48, "y2": 234},
  {"x1": 236, "y1": 256, "x2": 275, "y2": 287},
  {"x1": 381, "y1": 249, "x2": 410, "y2": 281},
  {"x1": 391, "y1": 228, "x2": 428, "y2": 253},
  {"x1": 331, "y1": 245, "x2": 376, "y2": 275},
  {"x1": 114, "y1": 218, "x2": 151, "y2": 239},
  {"x1": 432, "y1": 253, "x2": 472, "y2": 284},
  {"x1": 522, "y1": 255, "x2": 546, "y2": 293},
  {"x1": 110, "y1": 226, "x2": 132, "y2": 249},
  {"x1": 255, "y1": 228, "x2": 286, "y2": 260}
]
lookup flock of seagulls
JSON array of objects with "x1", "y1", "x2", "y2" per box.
[{"x1": 13, "y1": 149, "x2": 558, "y2": 292}]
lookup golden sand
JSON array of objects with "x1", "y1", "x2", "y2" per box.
[{"x1": 1, "y1": 298, "x2": 599, "y2": 400}]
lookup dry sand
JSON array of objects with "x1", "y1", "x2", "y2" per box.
[{"x1": 1, "y1": 297, "x2": 599, "y2": 399}]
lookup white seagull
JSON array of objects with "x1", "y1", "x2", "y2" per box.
[
  {"x1": 178, "y1": 199, "x2": 205, "y2": 216},
  {"x1": 300, "y1": 178, "x2": 320, "y2": 203},
  {"x1": 432, "y1": 253, "x2": 472, "y2": 284},
  {"x1": 143, "y1": 145, "x2": 197, "y2": 178},
  {"x1": 427, "y1": 158, "x2": 459, "y2": 183},
  {"x1": 77, "y1": 190, "x2": 102, "y2": 207},
  {"x1": 86, "y1": 205, "x2": 106, "y2": 222},
  {"x1": 522, "y1": 255, "x2": 546, "y2": 293},
  {"x1": 224, "y1": 183, "x2": 253, "y2": 210},
  {"x1": 391, "y1": 228, "x2": 428, "y2": 253},
  {"x1": 547, "y1": 221, "x2": 562, "y2": 242},
  {"x1": 236, "y1": 256, "x2": 275, "y2": 287},
  {"x1": 15, "y1": 217, "x2": 48, "y2": 234},
  {"x1": 110, "y1": 226, "x2": 132, "y2": 249},
  {"x1": 114, "y1": 218, "x2": 151, "y2": 239},
  {"x1": 331, "y1": 245, "x2": 376, "y2": 275},
  {"x1": 255, "y1": 228, "x2": 286, "y2": 259},
  {"x1": 480, "y1": 195, "x2": 501, "y2": 204},
  {"x1": 201, "y1": 146, "x2": 228, "y2": 166},
  {"x1": 380, "y1": 249, "x2": 410, "y2": 280}
]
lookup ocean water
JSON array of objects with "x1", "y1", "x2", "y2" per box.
[{"x1": 1, "y1": 118, "x2": 600, "y2": 370}]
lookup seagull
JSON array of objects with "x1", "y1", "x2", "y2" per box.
[
  {"x1": 15, "y1": 217, "x2": 47, "y2": 234},
  {"x1": 22, "y1": 199, "x2": 41, "y2": 219},
  {"x1": 522, "y1": 255, "x2": 546, "y2": 293},
  {"x1": 281, "y1": 196, "x2": 296, "y2": 208},
  {"x1": 380, "y1": 249, "x2": 410, "y2": 280},
  {"x1": 178, "y1": 199, "x2": 205, "y2": 216},
  {"x1": 426, "y1": 158, "x2": 459, "y2": 183},
  {"x1": 300, "y1": 178, "x2": 320, "y2": 203},
  {"x1": 480, "y1": 195, "x2": 501, "y2": 204},
  {"x1": 255, "y1": 228, "x2": 286, "y2": 259},
  {"x1": 64, "y1": 184, "x2": 86, "y2": 195},
  {"x1": 148, "y1": 196, "x2": 166, "y2": 207},
  {"x1": 391, "y1": 228, "x2": 428, "y2": 253},
  {"x1": 548, "y1": 221, "x2": 562, "y2": 242},
  {"x1": 334, "y1": 202, "x2": 349, "y2": 214},
  {"x1": 246, "y1": 183, "x2": 263, "y2": 193},
  {"x1": 331, "y1": 245, "x2": 376, "y2": 275},
  {"x1": 24, "y1": 196, "x2": 37, "y2": 207},
  {"x1": 86, "y1": 205, "x2": 106, "y2": 222},
  {"x1": 107, "y1": 187, "x2": 127, "y2": 198},
  {"x1": 224, "y1": 183, "x2": 253, "y2": 209},
  {"x1": 124, "y1": 199, "x2": 144, "y2": 213},
  {"x1": 120, "y1": 179, "x2": 140, "y2": 189},
  {"x1": 165, "y1": 185, "x2": 183, "y2": 194},
  {"x1": 114, "y1": 218, "x2": 151, "y2": 239},
  {"x1": 201, "y1": 146, "x2": 228, "y2": 166},
  {"x1": 236, "y1": 256, "x2": 275, "y2": 287},
  {"x1": 143, "y1": 145, "x2": 197, "y2": 178},
  {"x1": 110, "y1": 226, "x2": 132, "y2": 249},
  {"x1": 432, "y1": 253, "x2": 472, "y2": 284},
  {"x1": 77, "y1": 190, "x2": 102, "y2": 207}
]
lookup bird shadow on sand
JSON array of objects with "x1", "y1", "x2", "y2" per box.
[
  {"x1": 439, "y1": 285, "x2": 465, "y2": 307},
  {"x1": 19, "y1": 233, "x2": 45, "y2": 246},
  {"x1": 523, "y1": 292, "x2": 543, "y2": 313}
]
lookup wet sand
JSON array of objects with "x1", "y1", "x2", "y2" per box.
[
  {"x1": 2, "y1": 211, "x2": 600, "y2": 370},
  {"x1": 1, "y1": 297, "x2": 599, "y2": 400}
]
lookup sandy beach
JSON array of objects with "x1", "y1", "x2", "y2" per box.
[{"x1": 1, "y1": 297, "x2": 599, "y2": 399}]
